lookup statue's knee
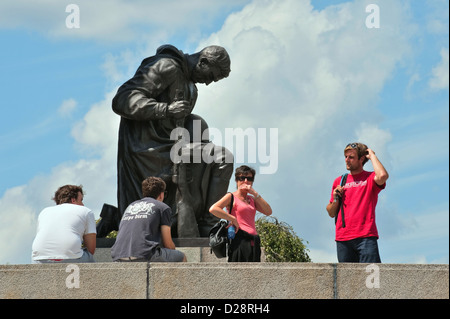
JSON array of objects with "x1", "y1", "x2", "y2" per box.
[
  {"x1": 185, "y1": 114, "x2": 209, "y2": 143},
  {"x1": 211, "y1": 148, "x2": 233, "y2": 179}
]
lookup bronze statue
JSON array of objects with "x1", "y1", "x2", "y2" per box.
[{"x1": 111, "y1": 44, "x2": 233, "y2": 238}]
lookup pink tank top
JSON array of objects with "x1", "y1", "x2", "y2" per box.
[{"x1": 230, "y1": 195, "x2": 257, "y2": 235}]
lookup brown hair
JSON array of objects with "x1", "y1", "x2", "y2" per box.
[
  {"x1": 142, "y1": 176, "x2": 166, "y2": 199},
  {"x1": 53, "y1": 185, "x2": 84, "y2": 205},
  {"x1": 344, "y1": 142, "x2": 369, "y2": 165}
]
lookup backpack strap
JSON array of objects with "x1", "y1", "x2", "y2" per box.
[
  {"x1": 335, "y1": 173, "x2": 348, "y2": 228},
  {"x1": 228, "y1": 192, "x2": 234, "y2": 214}
]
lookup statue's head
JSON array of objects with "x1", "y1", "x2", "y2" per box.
[{"x1": 191, "y1": 46, "x2": 231, "y2": 85}]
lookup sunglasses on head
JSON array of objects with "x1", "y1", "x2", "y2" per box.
[
  {"x1": 236, "y1": 175, "x2": 254, "y2": 182},
  {"x1": 346, "y1": 143, "x2": 369, "y2": 157}
]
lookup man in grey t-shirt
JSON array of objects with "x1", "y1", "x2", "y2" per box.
[{"x1": 111, "y1": 177, "x2": 186, "y2": 262}]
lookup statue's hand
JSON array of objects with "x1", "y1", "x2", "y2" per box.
[{"x1": 167, "y1": 100, "x2": 191, "y2": 119}]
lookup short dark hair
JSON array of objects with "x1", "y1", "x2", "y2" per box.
[
  {"x1": 53, "y1": 185, "x2": 84, "y2": 205},
  {"x1": 142, "y1": 177, "x2": 166, "y2": 199},
  {"x1": 235, "y1": 165, "x2": 256, "y2": 181}
]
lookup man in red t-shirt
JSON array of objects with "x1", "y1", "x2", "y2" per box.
[{"x1": 326, "y1": 143, "x2": 389, "y2": 263}]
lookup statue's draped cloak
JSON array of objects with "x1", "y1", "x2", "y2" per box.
[{"x1": 112, "y1": 45, "x2": 198, "y2": 215}]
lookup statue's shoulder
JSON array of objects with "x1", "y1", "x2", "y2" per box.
[
  {"x1": 138, "y1": 45, "x2": 187, "y2": 76},
  {"x1": 147, "y1": 58, "x2": 184, "y2": 82}
]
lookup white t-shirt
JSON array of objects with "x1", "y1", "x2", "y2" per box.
[{"x1": 32, "y1": 203, "x2": 97, "y2": 260}]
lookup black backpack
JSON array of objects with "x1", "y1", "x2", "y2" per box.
[
  {"x1": 209, "y1": 193, "x2": 234, "y2": 258},
  {"x1": 209, "y1": 220, "x2": 229, "y2": 258}
]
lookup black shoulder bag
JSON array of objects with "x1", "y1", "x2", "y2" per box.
[
  {"x1": 335, "y1": 173, "x2": 348, "y2": 228},
  {"x1": 209, "y1": 193, "x2": 234, "y2": 258}
]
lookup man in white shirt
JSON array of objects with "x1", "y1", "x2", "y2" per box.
[{"x1": 32, "y1": 185, "x2": 97, "y2": 263}]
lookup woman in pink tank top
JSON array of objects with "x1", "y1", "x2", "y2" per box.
[{"x1": 209, "y1": 165, "x2": 272, "y2": 261}]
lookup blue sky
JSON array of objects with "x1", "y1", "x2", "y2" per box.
[{"x1": 0, "y1": 0, "x2": 448, "y2": 265}]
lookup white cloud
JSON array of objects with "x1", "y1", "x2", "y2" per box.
[
  {"x1": 197, "y1": 0, "x2": 409, "y2": 180},
  {"x1": 0, "y1": 186, "x2": 36, "y2": 264},
  {"x1": 0, "y1": 153, "x2": 118, "y2": 264},
  {"x1": 389, "y1": 124, "x2": 448, "y2": 173},
  {"x1": 425, "y1": 0, "x2": 449, "y2": 35},
  {"x1": 0, "y1": 85, "x2": 119, "y2": 266},
  {"x1": 354, "y1": 123, "x2": 392, "y2": 171},
  {"x1": 193, "y1": 0, "x2": 415, "y2": 262},
  {"x1": 429, "y1": 48, "x2": 449, "y2": 90},
  {"x1": 380, "y1": 208, "x2": 449, "y2": 264},
  {"x1": 58, "y1": 98, "x2": 77, "y2": 117},
  {"x1": 0, "y1": 0, "x2": 250, "y2": 43},
  {"x1": 308, "y1": 248, "x2": 338, "y2": 263},
  {"x1": 198, "y1": 0, "x2": 411, "y2": 137},
  {"x1": 0, "y1": 91, "x2": 119, "y2": 263},
  {"x1": 71, "y1": 90, "x2": 120, "y2": 156},
  {"x1": 2, "y1": 0, "x2": 445, "y2": 264}
]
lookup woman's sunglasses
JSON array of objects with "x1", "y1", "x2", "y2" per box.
[{"x1": 236, "y1": 175, "x2": 254, "y2": 182}]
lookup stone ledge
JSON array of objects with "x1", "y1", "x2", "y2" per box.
[
  {"x1": 0, "y1": 263, "x2": 148, "y2": 299},
  {"x1": 93, "y1": 247, "x2": 229, "y2": 263},
  {"x1": 96, "y1": 238, "x2": 210, "y2": 248},
  {"x1": 335, "y1": 263, "x2": 449, "y2": 299},
  {"x1": 0, "y1": 263, "x2": 448, "y2": 299},
  {"x1": 148, "y1": 263, "x2": 334, "y2": 299}
]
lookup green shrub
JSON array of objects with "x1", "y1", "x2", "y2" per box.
[{"x1": 256, "y1": 215, "x2": 311, "y2": 262}]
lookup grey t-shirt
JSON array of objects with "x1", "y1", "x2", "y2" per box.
[{"x1": 111, "y1": 197, "x2": 172, "y2": 261}]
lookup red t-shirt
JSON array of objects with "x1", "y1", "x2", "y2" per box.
[{"x1": 329, "y1": 171, "x2": 385, "y2": 241}]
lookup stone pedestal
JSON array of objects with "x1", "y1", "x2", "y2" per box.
[
  {"x1": 94, "y1": 238, "x2": 227, "y2": 263},
  {"x1": 1, "y1": 263, "x2": 447, "y2": 299}
]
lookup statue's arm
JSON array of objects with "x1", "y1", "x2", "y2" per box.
[{"x1": 112, "y1": 59, "x2": 178, "y2": 121}]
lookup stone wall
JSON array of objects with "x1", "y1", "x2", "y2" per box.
[{"x1": 0, "y1": 262, "x2": 448, "y2": 299}]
